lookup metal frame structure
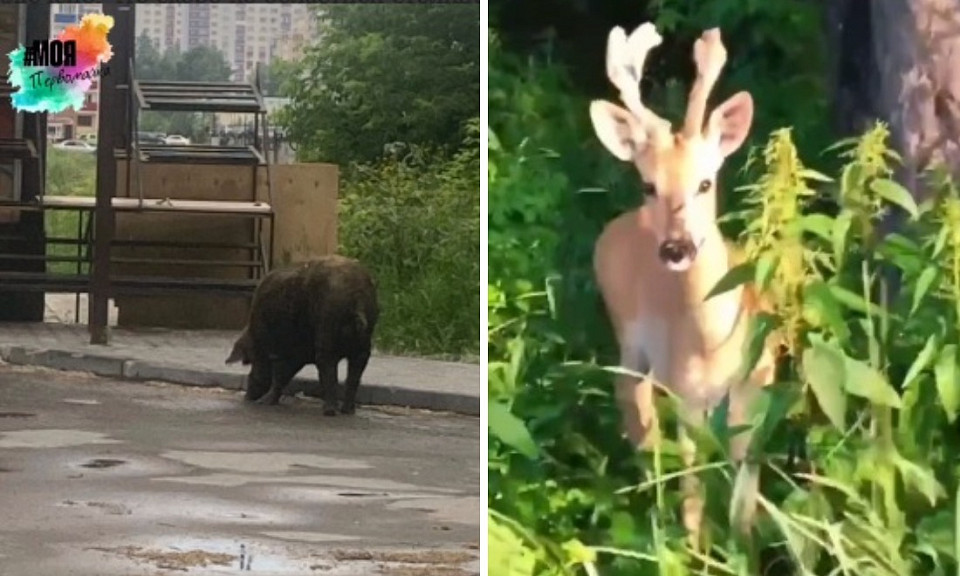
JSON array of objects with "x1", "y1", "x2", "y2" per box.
[
  {"x1": 0, "y1": 2, "x2": 52, "y2": 323},
  {"x1": 0, "y1": 3, "x2": 276, "y2": 344}
]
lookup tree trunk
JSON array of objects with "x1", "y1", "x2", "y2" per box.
[
  {"x1": 828, "y1": 0, "x2": 960, "y2": 198},
  {"x1": 827, "y1": 0, "x2": 960, "y2": 299}
]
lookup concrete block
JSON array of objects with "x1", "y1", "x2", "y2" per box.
[
  {"x1": 123, "y1": 361, "x2": 246, "y2": 391},
  {"x1": 0, "y1": 347, "x2": 125, "y2": 378}
]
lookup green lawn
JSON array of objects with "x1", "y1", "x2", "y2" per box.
[{"x1": 44, "y1": 148, "x2": 96, "y2": 275}]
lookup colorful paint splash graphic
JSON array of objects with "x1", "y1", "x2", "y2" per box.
[{"x1": 6, "y1": 13, "x2": 114, "y2": 113}]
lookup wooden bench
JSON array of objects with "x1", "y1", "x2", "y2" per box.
[{"x1": 0, "y1": 195, "x2": 273, "y2": 216}]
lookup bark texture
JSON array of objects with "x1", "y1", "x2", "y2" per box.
[{"x1": 828, "y1": 0, "x2": 960, "y2": 197}]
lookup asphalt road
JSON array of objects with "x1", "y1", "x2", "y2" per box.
[{"x1": 0, "y1": 365, "x2": 481, "y2": 575}]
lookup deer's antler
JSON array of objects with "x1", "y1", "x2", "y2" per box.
[
  {"x1": 682, "y1": 28, "x2": 728, "y2": 138},
  {"x1": 605, "y1": 23, "x2": 671, "y2": 136}
]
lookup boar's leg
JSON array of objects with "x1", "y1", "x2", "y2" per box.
[
  {"x1": 255, "y1": 358, "x2": 304, "y2": 405},
  {"x1": 317, "y1": 358, "x2": 340, "y2": 416},
  {"x1": 341, "y1": 348, "x2": 371, "y2": 415}
]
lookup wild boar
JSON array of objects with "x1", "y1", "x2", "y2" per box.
[{"x1": 225, "y1": 255, "x2": 379, "y2": 415}]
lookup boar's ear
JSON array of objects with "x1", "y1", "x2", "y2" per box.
[{"x1": 225, "y1": 337, "x2": 249, "y2": 365}]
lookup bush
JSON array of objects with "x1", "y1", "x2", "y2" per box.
[
  {"x1": 489, "y1": 116, "x2": 960, "y2": 574},
  {"x1": 338, "y1": 121, "x2": 480, "y2": 359},
  {"x1": 488, "y1": 12, "x2": 960, "y2": 571}
]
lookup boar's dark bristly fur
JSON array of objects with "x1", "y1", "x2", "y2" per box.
[{"x1": 226, "y1": 255, "x2": 379, "y2": 415}]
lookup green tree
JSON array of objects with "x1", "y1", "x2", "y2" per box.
[
  {"x1": 259, "y1": 58, "x2": 298, "y2": 97},
  {"x1": 278, "y1": 4, "x2": 480, "y2": 165},
  {"x1": 134, "y1": 34, "x2": 177, "y2": 80},
  {"x1": 135, "y1": 36, "x2": 231, "y2": 83},
  {"x1": 133, "y1": 37, "x2": 233, "y2": 141},
  {"x1": 174, "y1": 45, "x2": 232, "y2": 83}
]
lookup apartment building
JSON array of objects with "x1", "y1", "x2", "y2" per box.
[
  {"x1": 47, "y1": 3, "x2": 317, "y2": 137},
  {"x1": 136, "y1": 4, "x2": 182, "y2": 54},
  {"x1": 193, "y1": 3, "x2": 318, "y2": 81},
  {"x1": 51, "y1": 3, "x2": 317, "y2": 82}
]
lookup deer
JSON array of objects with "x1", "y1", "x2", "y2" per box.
[{"x1": 588, "y1": 22, "x2": 778, "y2": 545}]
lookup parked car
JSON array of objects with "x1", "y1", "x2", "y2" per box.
[
  {"x1": 54, "y1": 139, "x2": 96, "y2": 153},
  {"x1": 136, "y1": 131, "x2": 167, "y2": 146},
  {"x1": 163, "y1": 134, "x2": 191, "y2": 146}
]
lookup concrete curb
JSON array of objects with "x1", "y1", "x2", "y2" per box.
[{"x1": 0, "y1": 345, "x2": 480, "y2": 416}]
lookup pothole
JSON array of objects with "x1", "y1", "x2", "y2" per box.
[
  {"x1": 0, "y1": 412, "x2": 35, "y2": 418},
  {"x1": 81, "y1": 458, "x2": 126, "y2": 469}
]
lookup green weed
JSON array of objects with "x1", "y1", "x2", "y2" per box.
[
  {"x1": 489, "y1": 119, "x2": 960, "y2": 574},
  {"x1": 488, "y1": 18, "x2": 960, "y2": 571},
  {"x1": 338, "y1": 122, "x2": 481, "y2": 360}
]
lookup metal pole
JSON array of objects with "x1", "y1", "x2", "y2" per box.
[{"x1": 89, "y1": 2, "x2": 133, "y2": 344}]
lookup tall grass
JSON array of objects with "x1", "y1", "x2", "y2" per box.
[
  {"x1": 488, "y1": 27, "x2": 960, "y2": 575},
  {"x1": 44, "y1": 148, "x2": 96, "y2": 275},
  {"x1": 338, "y1": 121, "x2": 481, "y2": 360}
]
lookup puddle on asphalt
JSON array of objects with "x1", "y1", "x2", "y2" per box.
[
  {"x1": 0, "y1": 429, "x2": 121, "y2": 449},
  {"x1": 260, "y1": 531, "x2": 359, "y2": 543},
  {"x1": 80, "y1": 458, "x2": 126, "y2": 469},
  {"x1": 160, "y1": 450, "x2": 371, "y2": 473},
  {"x1": 90, "y1": 537, "x2": 480, "y2": 575},
  {"x1": 59, "y1": 500, "x2": 131, "y2": 516},
  {"x1": 62, "y1": 399, "x2": 101, "y2": 406},
  {"x1": 0, "y1": 412, "x2": 35, "y2": 418},
  {"x1": 153, "y1": 473, "x2": 452, "y2": 493},
  {"x1": 387, "y1": 497, "x2": 480, "y2": 526},
  {"x1": 62, "y1": 489, "x2": 299, "y2": 526}
]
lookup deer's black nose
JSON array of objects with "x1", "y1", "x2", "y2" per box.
[{"x1": 658, "y1": 239, "x2": 696, "y2": 264}]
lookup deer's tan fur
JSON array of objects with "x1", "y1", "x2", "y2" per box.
[{"x1": 589, "y1": 23, "x2": 777, "y2": 543}]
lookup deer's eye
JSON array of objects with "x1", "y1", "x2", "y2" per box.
[{"x1": 697, "y1": 179, "x2": 712, "y2": 194}]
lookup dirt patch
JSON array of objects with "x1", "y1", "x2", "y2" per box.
[
  {"x1": 329, "y1": 549, "x2": 474, "y2": 564},
  {"x1": 378, "y1": 567, "x2": 472, "y2": 576},
  {"x1": 91, "y1": 545, "x2": 234, "y2": 570},
  {"x1": 314, "y1": 549, "x2": 475, "y2": 576}
]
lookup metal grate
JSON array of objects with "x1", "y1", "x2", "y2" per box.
[{"x1": 134, "y1": 80, "x2": 264, "y2": 113}]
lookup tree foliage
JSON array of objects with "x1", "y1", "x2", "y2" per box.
[
  {"x1": 259, "y1": 58, "x2": 298, "y2": 98},
  {"x1": 134, "y1": 34, "x2": 232, "y2": 82},
  {"x1": 277, "y1": 4, "x2": 480, "y2": 165},
  {"x1": 338, "y1": 121, "x2": 480, "y2": 358},
  {"x1": 133, "y1": 35, "x2": 233, "y2": 140}
]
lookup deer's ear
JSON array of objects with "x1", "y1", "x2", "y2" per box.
[
  {"x1": 707, "y1": 91, "x2": 753, "y2": 157},
  {"x1": 590, "y1": 100, "x2": 647, "y2": 162}
]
